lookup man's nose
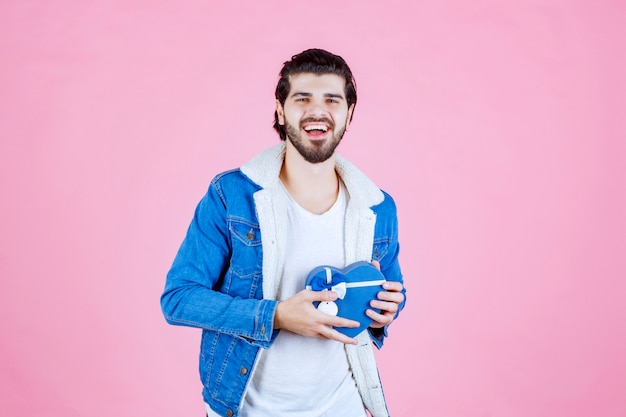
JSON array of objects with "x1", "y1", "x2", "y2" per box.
[{"x1": 305, "y1": 100, "x2": 329, "y2": 117}]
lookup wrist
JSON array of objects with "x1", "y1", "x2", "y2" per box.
[{"x1": 273, "y1": 301, "x2": 284, "y2": 329}]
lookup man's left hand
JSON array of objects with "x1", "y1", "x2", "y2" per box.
[{"x1": 366, "y1": 260, "x2": 405, "y2": 329}]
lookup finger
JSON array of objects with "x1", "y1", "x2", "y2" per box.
[
  {"x1": 381, "y1": 281, "x2": 403, "y2": 292},
  {"x1": 315, "y1": 308, "x2": 359, "y2": 328},
  {"x1": 327, "y1": 315, "x2": 360, "y2": 328},
  {"x1": 370, "y1": 299, "x2": 399, "y2": 315},
  {"x1": 375, "y1": 290, "x2": 405, "y2": 304},
  {"x1": 371, "y1": 260, "x2": 381, "y2": 270},
  {"x1": 319, "y1": 327, "x2": 358, "y2": 345},
  {"x1": 366, "y1": 309, "x2": 394, "y2": 326},
  {"x1": 310, "y1": 303, "x2": 359, "y2": 327}
]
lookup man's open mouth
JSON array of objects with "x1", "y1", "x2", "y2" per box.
[
  {"x1": 302, "y1": 122, "x2": 331, "y2": 139},
  {"x1": 304, "y1": 124, "x2": 328, "y2": 133}
]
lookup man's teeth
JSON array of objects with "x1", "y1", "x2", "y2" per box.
[{"x1": 304, "y1": 125, "x2": 328, "y2": 132}]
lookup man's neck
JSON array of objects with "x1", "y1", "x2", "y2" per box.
[{"x1": 279, "y1": 142, "x2": 339, "y2": 215}]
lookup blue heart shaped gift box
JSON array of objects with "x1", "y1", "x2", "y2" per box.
[{"x1": 305, "y1": 261, "x2": 386, "y2": 337}]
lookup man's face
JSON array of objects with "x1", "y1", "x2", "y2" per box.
[{"x1": 276, "y1": 73, "x2": 354, "y2": 164}]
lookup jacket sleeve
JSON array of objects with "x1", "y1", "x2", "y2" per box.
[
  {"x1": 368, "y1": 192, "x2": 406, "y2": 349},
  {"x1": 160, "y1": 182, "x2": 277, "y2": 348}
]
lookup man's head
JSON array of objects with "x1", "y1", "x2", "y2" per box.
[{"x1": 273, "y1": 49, "x2": 357, "y2": 141}]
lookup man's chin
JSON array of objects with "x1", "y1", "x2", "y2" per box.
[
  {"x1": 286, "y1": 127, "x2": 344, "y2": 164},
  {"x1": 294, "y1": 144, "x2": 335, "y2": 164}
]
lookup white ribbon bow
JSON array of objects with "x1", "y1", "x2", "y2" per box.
[{"x1": 324, "y1": 267, "x2": 346, "y2": 299}]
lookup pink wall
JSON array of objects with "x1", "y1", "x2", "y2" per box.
[{"x1": 1, "y1": 1, "x2": 625, "y2": 416}]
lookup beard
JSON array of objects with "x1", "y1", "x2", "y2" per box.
[{"x1": 284, "y1": 117, "x2": 347, "y2": 164}]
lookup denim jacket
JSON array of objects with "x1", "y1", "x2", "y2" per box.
[{"x1": 161, "y1": 144, "x2": 405, "y2": 417}]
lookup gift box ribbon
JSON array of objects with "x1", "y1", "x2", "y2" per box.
[
  {"x1": 307, "y1": 266, "x2": 386, "y2": 298},
  {"x1": 309, "y1": 267, "x2": 347, "y2": 299}
]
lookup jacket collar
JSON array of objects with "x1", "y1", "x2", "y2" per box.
[{"x1": 240, "y1": 143, "x2": 384, "y2": 207}]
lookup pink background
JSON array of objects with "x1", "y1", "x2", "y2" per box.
[{"x1": 1, "y1": 1, "x2": 625, "y2": 416}]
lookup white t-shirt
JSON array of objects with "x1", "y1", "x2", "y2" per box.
[{"x1": 206, "y1": 182, "x2": 366, "y2": 417}]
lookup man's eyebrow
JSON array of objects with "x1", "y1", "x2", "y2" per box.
[{"x1": 289, "y1": 92, "x2": 345, "y2": 100}]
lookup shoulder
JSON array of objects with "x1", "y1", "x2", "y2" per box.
[
  {"x1": 210, "y1": 166, "x2": 264, "y2": 189},
  {"x1": 372, "y1": 189, "x2": 398, "y2": 216},
  {"x1": 208, "y1": 168, "x2": 261, "y2": 202},
  {"x1": 372, "y1": 190, "x2": 400, "y2": 246},
  {"x1": 211, "y1": 168, "x2": 251, "y2": 187}
]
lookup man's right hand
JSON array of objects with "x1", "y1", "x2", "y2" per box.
[{"x1": 274, "y1": 290, "x2": 359, "y2": 345}]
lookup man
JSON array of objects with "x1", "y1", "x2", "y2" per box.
[{"x1": 161, "y1": 48, "x2": 406, "y2": 417}]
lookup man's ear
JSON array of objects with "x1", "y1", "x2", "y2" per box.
[
  {"x1": 347, "y1": 104, "x2": 355, "y2": 127},
  {"x1": 276, "y1": 100, "x2": 285, "y2": 125}
]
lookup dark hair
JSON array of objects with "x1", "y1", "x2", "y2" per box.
[{"x1": 273, "y1": 48, "x2": 357, "y2": 140}]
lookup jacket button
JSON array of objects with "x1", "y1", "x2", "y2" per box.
[
  {"x1": 240, "y1": 367, "x2": 248, "y2": 375},
  {"x1": 247, "y1": 229, "x2": 254, "y2": 240},
  {"x1": 227, "y1": 410, "x2": 233, "y2": 417}
]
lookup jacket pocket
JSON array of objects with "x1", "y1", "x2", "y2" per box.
[
  {"x1": 226, "y1": 217, "x2": 263, "y2": 296},
  {"x1": 372, "y1": 237, "x2": 391, "y2": 262}
]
